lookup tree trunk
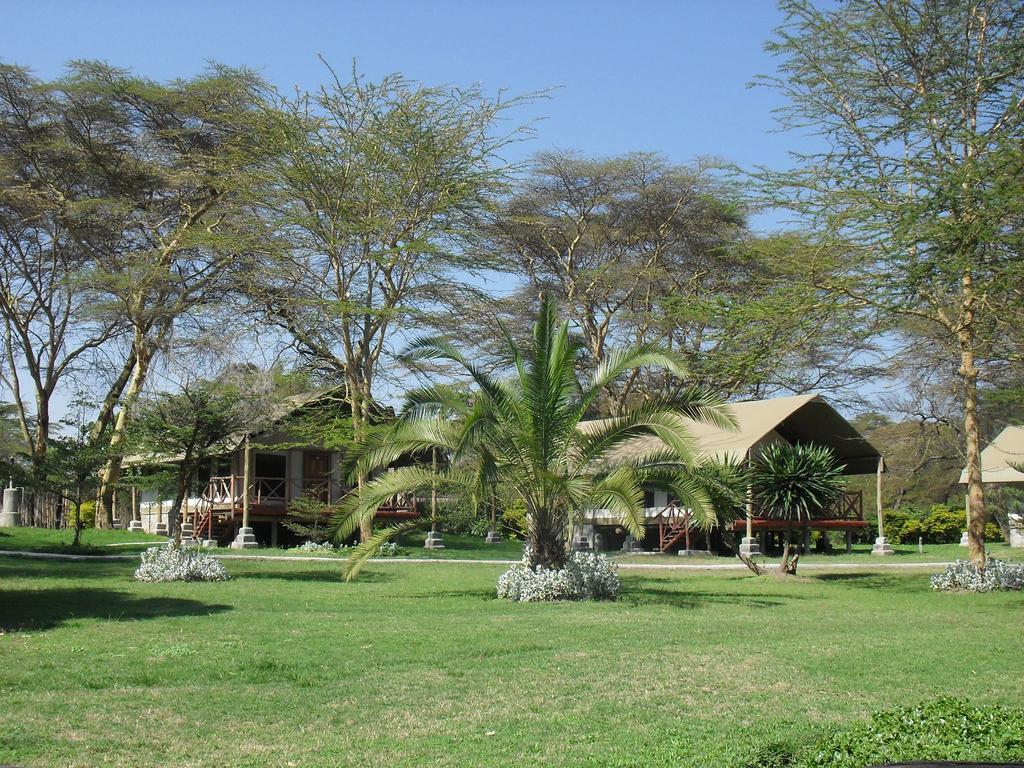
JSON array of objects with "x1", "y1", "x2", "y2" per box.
[
  {"x1": 959, "y1": 327, "x2": 987, "y2": 569},
  {"x1": 528, "y1": 511, "x2": 567, "y2": 570},
  {"x1": 97, "y1": 341, "x2": 153, "y2": 528},
  {"x1": 778, "y1": 528, "x2": 796, "y2": 575}
]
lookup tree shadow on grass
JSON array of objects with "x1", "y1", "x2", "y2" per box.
[
  {"x1": 0, "y1": 588, "x2": 231, "y2": 632},
  {"x1": 237, "y1": 568, "x2": 395, "y2": 584},
  {"x1": 619, "y1": 587, "x2": 795, "y2": 609},
  {"x1": 813, "y1": 572, "x2": 924, "y2": 592}
]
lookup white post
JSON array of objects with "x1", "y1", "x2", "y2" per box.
[
  {"x1": 871, "y1": 456, "x2": 894, "y2": 555},
  {"x1": 739, "y1": 450, "x2": 760, "y2": 557},
  {"x1": 231, "y1": 434, "x2": 257, "y2": 548},
  {"x1": 959, "y1": 493, "x2": 970, "y2": 546}
]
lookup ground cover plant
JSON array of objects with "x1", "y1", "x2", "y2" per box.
[{"x1": 2, "y1": 554, "x2": 1022, "y2": 768}]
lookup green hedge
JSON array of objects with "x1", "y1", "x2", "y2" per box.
[
  {"x1": 883, "y1": 504, "x2": 1002, "y2": 544},
  {"x1": 742, "y1": 697, "x2": 1024, "y2": 768}
]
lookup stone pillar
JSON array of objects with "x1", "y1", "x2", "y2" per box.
[
  {"x1": 871, "y1": 456, "x2": 894, "y2": 555},
  {"x1": 844, "y1": 529, "x2": 853, "y2": 554},
  {"x1": 1, "y1": 486, "x2": 21, "y2": 526},
  {"x1": 485, "y1": 530, "x2": 502, "y2": 544},
  {"x1": 424, "y1": 530, "x2": 445, "y2": 549}
]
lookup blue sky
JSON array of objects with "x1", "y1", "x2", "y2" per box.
[
  {"x1": 0, "y1": 0, "x2": 801, "y2": 193},
  {"x1": 4, "y1": 1, "x2": 876, "y2": 414}
]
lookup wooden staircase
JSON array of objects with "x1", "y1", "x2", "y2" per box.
[
  {"x1": 655, "y1": 503, "x2": 695, "y2": 553},
  {"x1": 187, "y1": 495, "x2": 235, "y2": 545}
]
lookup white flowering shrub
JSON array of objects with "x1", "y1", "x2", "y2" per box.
[
  {"x1": 134, "y1": 543, "x2": 230, "y2": 583},
  {"x1": 376, "y1": 542, "x2": 407, "y2": 558},
  {"x1": 496, "y1": 548, "x2": 620, "y2": 602},
  {"x1": 292, "y1": 541, "x2": 340, "y2": 554},
  {"x1": 930, "y1": 558, "x2": 1024, "y2": 592}
]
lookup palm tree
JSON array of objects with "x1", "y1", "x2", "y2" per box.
[
  {"x1": 332, "y1": 297, "x2": 734, "y2": 580},
  {"x1": 750, "y1": 442, "x2": 846, "y2": 574}
]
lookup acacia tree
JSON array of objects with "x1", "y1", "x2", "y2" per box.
[
  {"x1": 47, "y1": 62, "x2": 272, "y2": 526},
  {"x1": 334, "y1": 297, "x2": 735, "y2": 579},
  {"x1": 762, "y1": 0, "x2": 1024, "y2": 567},
  {"x1": 0, "y1": 65, "x2": 126, "y2": 484},
  {"x1": 251, "y1": 67, "x2": 530, "y2": 540},
  {"x1": 482, "y1": 153, "x2": 878, "y2": 413},
  {"x1": 129, "y1": 379, "x2": 252, "y2": 537}
]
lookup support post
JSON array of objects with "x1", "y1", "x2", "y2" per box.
[
  {"x1": 425, "y1": 447, "x2": 444, "y2": 549},
  {"x1": 871, "y1": 456, "x2": 893, "y2": 555},
  {"x1": 739, "y1": 451, "x2": 761, "y2": 557},
  {"x1": 959, "y1": 493, "x2": 970, "y2": 546},
  {"x1": 231, "y1": 434, "x2": 257, "y2": 549},
  {"x1": 127, "y1": 485, "x2": 144, "y2": 533}
]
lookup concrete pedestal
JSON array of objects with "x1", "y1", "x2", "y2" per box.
[
  {"x1": 230, "y1": 526, "x2": 258, "y2": 549},
  {"x1": 677, "y1": 549, "x2": 713, "y2": 557},
  {"x1": 127, "y1": 520, "x2": 144, "y2": 533},
  {"x1": 201, "y1": 539, "x2": 217, "y2": 548},
  {"x1": 484, "y1": 530, "x2": 502, "y2": 544},
  {"x1": 871, "y1": 536, "x2": 895, "y2": 556},
  {"x1": 1009, "y1": 515, "x2": 1024, "y2": 548},
  {"x1": 620, "y1": 535, "x2": 644, "y2": 553},
  {"x1": 424, "y1": 531, "x2": 445, "y2": 549},
  {"x1": 1, "y1": 487, "x2": 21, "y2": 526},
  {"x1": 154, "y1": 522, "x2": 169, "y2": 537},
  {"x1": 179, "y1": 522, "x2": 195, "y2": 541},
  {"x1": 959, "y1": 530, "x2": 969, "y2": 547},
  {"x1": 571, "y1": 537, "x2": 592, "y2": 552},
  {"x1": 739, "y1": 536, "x2": 761, "y2": 557}
]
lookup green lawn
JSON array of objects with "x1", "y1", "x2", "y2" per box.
[
  {"x1": 3, "y1": 527, "x2": 1018, "y2": 567},
  {"x1": 0, "y1": 526, "x2": 165, "y2": 555},
  {"x1": 1, "y1": 546, "x2": 1022, "y2": 767}
]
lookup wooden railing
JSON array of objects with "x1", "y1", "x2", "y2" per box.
[
  {"x1": 824, "y1": 490, "x2": 863, "y2": 520},
  {"x1": 205, "y1": 476, "x2": 288, "y2": 507}
]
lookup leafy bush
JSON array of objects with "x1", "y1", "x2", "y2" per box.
[
  {"x1": 135, "y1": 543, "x2": 229, "y2": 582},
  {"x1": 376, "y1": 541, "x2": 407, "y2": 558},
  {"x1": 796, "y1": 697, "x2": 1024, "y2": 767},
  {"x1": 930, "y1": 558, "x2": 1024, "y2": 592},
  {"x1": 66, "y1": 500, "x2": 96, "y2": 530},
  {"x1": 885, "y1": 504, "x2": 1003, "y2": 544},
  {"x1": 501, "y1": 500, "x2": 528, "y2": 539},
  {"x1": 496, "y1": 549, "x2": 620, "y2": 602},
  {"x1": 291, "y1": 541, "x2": 340, "y2": 554},
  {"x1": 740, "y1": 698, "x2": 1024, "y2": 768}
]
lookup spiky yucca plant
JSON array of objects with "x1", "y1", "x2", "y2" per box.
[
  {"x1": 751, "y1": 442, "x2": 846, "y2": 574},
  {"x1": 333, "y1": 297, "x2": 735, "y2": 580}
]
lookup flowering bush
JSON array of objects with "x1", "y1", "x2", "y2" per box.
[
  {"x1": 292, "y1": 541, "x2": 341, "y2": 554},
  {"x1": 134, "y1": 543, "x2": 229, "y2": 582},
  {"x1": 376, "y1": 542, "x2": 407, "y2": 558},
  {"x1": 930, "y1": 558, "x2": 1024, "y2": 592},
  {"x1": 496, "y1": 548, "x2": 620, "y2": 602}
]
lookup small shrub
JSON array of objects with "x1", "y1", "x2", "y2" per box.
[
  {"x1": 292, "y1": 541, "x2": 340, "y2": 554},
  {"x1": 930, "y1": 558, "x2": 1024, "y2": 592},
  {"x1": 796, "y1": 697, "x2": 1024, "y2": 767},
  {"x1": 496, "y1": 548, "x2": 620, "y2": 602},
  {"x1": 135, "y1": 543, "x2": 229, "y2": 582},
  {"x1": 376, "y1": 542, "x2": 407, "y2": 558}
]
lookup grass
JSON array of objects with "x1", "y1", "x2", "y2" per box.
[
  {"x1": 3, "y1": 527, "x2": 1018, "y2": 567},
  {"x1": 1, "y1": 542, "x2": 1022, "y2": 767},
  {"x1": 0, "y1": 526, "x2": 165, "y2": 555}
]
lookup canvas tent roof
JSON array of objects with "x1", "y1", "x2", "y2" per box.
[
  {"x1": 958, "y1": 425, "x2": 1024, "y2": 485},
  {"x1": 595, "y1": 393, "x2": 882, "y2": 475},
  {"x1": 123, "y1": 387, "x2": 347, "y2": 466}
]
